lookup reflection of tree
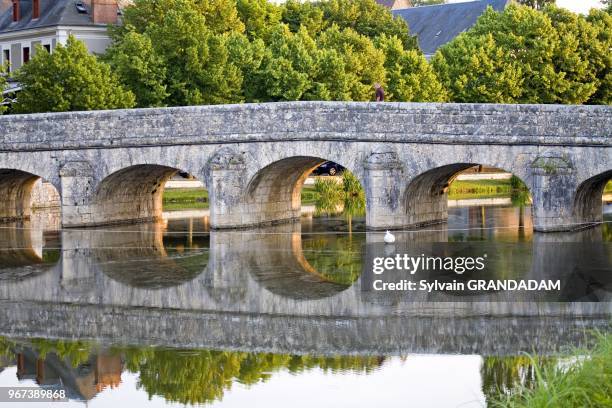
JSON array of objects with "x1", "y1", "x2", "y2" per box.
[
  {"x1": 117, "y1": 347, "x2": 384, "y2": 405},
  {"x1": 0, "y1": 336, "x2": 384, "y2": 406},
  {"x1": 301, "y1": 235, "x2": 364, "y2": 284},
  {"x1": 481, "y1": 355, "x2": 554, "y2": 403}
]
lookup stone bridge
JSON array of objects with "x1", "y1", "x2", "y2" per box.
[{"x1": 0, "y1": 102, "x2": 610, "y2": 232}]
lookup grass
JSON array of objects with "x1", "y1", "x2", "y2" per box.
[
  {"x1": 448, "y1": 178, "x2": 515, "y2": 200},
  {"x1": 490, "y1": 331, "x2": 612, "y2": 408},
  {"x1": 162, "y1": 188, "x2": 208, "y2": 211},
  {"x1": 162, "y1": 177, "x2": 537, "y2": 210}
]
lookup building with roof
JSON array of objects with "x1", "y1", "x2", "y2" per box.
[
  {"x1": 393, "y1": 0, "x2": 509, "y2": 59},
  {"x1": 375, "y1": 0, "x2": 412, "y2": 9},
  {"x1": 0, "y1": 1, "x2": 120, "y2": 73}
]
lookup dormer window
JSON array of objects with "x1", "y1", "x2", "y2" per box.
[
  {"x1": 75, "y1": 2, "x2": 88, "y2": 14},
  {"x1": 12, "y1": 0, "x2": 20, "y2": 22},
  {"x1": 33, "y1": 0, "x2": 40, "y2": 19}
]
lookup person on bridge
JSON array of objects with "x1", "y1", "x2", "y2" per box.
[{"x1": 374, "y1": 83, "x2": 385, "y2": 102}]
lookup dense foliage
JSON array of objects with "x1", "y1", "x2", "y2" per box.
[
  {"x1": 103, "y1": 0, "x2": 445, "y2": 107},
  {"x1": 12, "y1": 36, "x2": 135, "y2": 113},
  {"x1": 432, "y1": 4, "x2": 612, "y2": 104},
  {"x1": 6, "y1": 0, "x2": 610, "y2": 113}
]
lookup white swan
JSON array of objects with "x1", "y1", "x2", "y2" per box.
[{"x1": 384, "y1": 230, "x2": 396, "y2": 244}]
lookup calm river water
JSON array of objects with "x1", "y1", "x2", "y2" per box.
[{"x1": 0, "y1": 202, "x2": 610, "y2": 407}]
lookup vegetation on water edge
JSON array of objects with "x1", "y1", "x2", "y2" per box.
[
  {"x1": 448, "y1": 177, "x2": 527, "y2": 199},
  {"x1": 490, "y1": 331, "x2": 612, "y2": 408},
  {"x1": 162, "y1": 188, "x2": 208, "y2": 211},
  {"x1": 163, "y1": 176, "x2": 538, "y2": 211}
]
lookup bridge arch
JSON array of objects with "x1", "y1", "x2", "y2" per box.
[
  {"x1": 402, "y1": 163, "x2": 533, "y2": 229},
  {"x1": 208, "y1": 148, "x2": 366, "y2": 229},
  {"x1": 62, "y1": 163, "x2": 209, "y2": 227},
  {"x1": 573, "y1": 169, "x2": 612, "y2": 227},
  {"x1": 0, "y1": 168, "x2": 61, "y2": 223}
]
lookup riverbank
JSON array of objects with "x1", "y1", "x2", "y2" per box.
[
  {"x1": 491, "y1": 332, "x2": 611, "y2": 407},
  {"x1": 163, "y1": 178, "x2": 610, "y2": 211}
]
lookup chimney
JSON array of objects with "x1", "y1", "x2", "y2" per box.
[
  {"x1": 32, "y1": 0, "x2": 39, "y2": 19},
  {"x1": 91, "y1": 0, "x2": 118, "y2": 25},
  {"x1": 11, "y1": 0, "x2": 19, "y2": 22}
]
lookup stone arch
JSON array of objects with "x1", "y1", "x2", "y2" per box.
[
  {"x1": 573, "y1": 169, "x2": 612, "y2": 226},
  {"x1": 209, "y1": 148, "x2": 366, "y2": 229},
  {"x1": 65, "y1": 162, "x2": 208, "y2": 227},
  {"x1": 403, "y1": 163, "x2": 533, "y2": 229},
  {"x1": 0, "y1": 168, "x2": 60, "y2": 222}
]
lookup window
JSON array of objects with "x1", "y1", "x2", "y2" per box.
[
  {"x1": 3, "y1": 49, "x2": 9, "y2": 70},
  {"x1": 23, "y1": 47, "x2": 29, "y2": 63},
  {"x1": 43, "y1": 44, "x2": 50, "y2": 53}
]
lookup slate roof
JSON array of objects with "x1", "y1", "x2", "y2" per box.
[
  {"x1": 0, "y1": 0, "x2": 103, "y2": 34},
  {"x1": 393, "y1": 0, "x2": 509, "y2": 57}
]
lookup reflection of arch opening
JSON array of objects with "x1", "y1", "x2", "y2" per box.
[
  {"x1": 95, "y1": 223, "x2": 209, "y2": 289},
  {"x1": 405, "y1": 164, "x2": 533, "y2": 232},
  {"x1": 0, "y1": 169, "x2": 59, "y2": 222},
  {"x1": 240, "y1": 224, "x2": 353, "y2": 300},
  {"x1": 94, "y1": 165, "x2": 208, "y2": 226},
  {"x1": 0, "y1": 223, "x2": 60, "y2": 279},
  {"x1": 574, "y1": 170, "x2": 612, "y2": 227}
]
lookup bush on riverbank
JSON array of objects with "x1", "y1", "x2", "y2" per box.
[{"x1": 491, "y1": 332, "x2": 612, "y2": 408}]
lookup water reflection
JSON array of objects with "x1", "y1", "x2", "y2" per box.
[
  {"x1": 0, "y1": 335, "x2": 601, "y2": 407},
  {"x1": 0, "y1": 196, "x2": 609, "y2": 407},
  {"x1": 0, "y1": 337, "x2": 384, "y2": 405}
]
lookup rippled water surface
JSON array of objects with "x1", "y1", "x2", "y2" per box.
[{"x1": 0, "y1": 202, "x2": 610, "y2": 407}]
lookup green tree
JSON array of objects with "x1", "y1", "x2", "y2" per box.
[
  {"x1": 516, "y1": 0, "x2": 555, "y2": 10},
  {"x1": 0, "y1": 65, "x2": 7, "y2": 114},
  {"x1": 281, "y1": 0, "x2": 326, "y2": 37},
  {"x1": 585, "y1": 9, "x2": 612, "y2": 104},
  {"x1": 109, "y1": 1, "x2": 258, "y2": 106},
  {"x1": 432, "y1": 4, "x2": 606, "y2": 104},
  {"x1": 376, "y1": 34, "x2": 447, "y2": 101},
  {"x1": 13, "y1": 36, "x2": 135, "y2": 113},
  {"x1": 245, "y1": 25, "x2": 317, "y2": 101},
  {"x1": 236, "y1": 0, "x2": 283, "y2": 39},
  {"x1": 316, "y1": 26, "x2": 386, "y2": 100},
  {"x1": 119, "y1": 0, "x2": 245, "y2": 35},
  {"x1": 104, "y1": 30, "x2": 168, "y2": 107},
  {"x1": 432, "y1": 32, "x2": 523, "y2": 103},
  {"x1": 318, "y1": 0, "x2": 418, "y2": 49}
]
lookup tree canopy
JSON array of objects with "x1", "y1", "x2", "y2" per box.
[
  {"x1": 13, "y1": 36, "x2": 135, "y2": 113},
  {"x1": 432, "y1": 4, "x2": 611, "y2": 104},
  {"x1": 104, "y1": 0, "x2": 443, "y2": 107},
  {"x1": 6, "y1": 0, "x2": 610, "y2": 114}
]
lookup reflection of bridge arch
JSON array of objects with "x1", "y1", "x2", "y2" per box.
[
  {"x1": 0, "y1": 223, "x2": 60, "y2": 281},
  {"x1": 91, "y1": 223, "x2": 210, "y2": 289},
  {"x1": 225, "y1": 223, "x2": 354, "y2": 301}
]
